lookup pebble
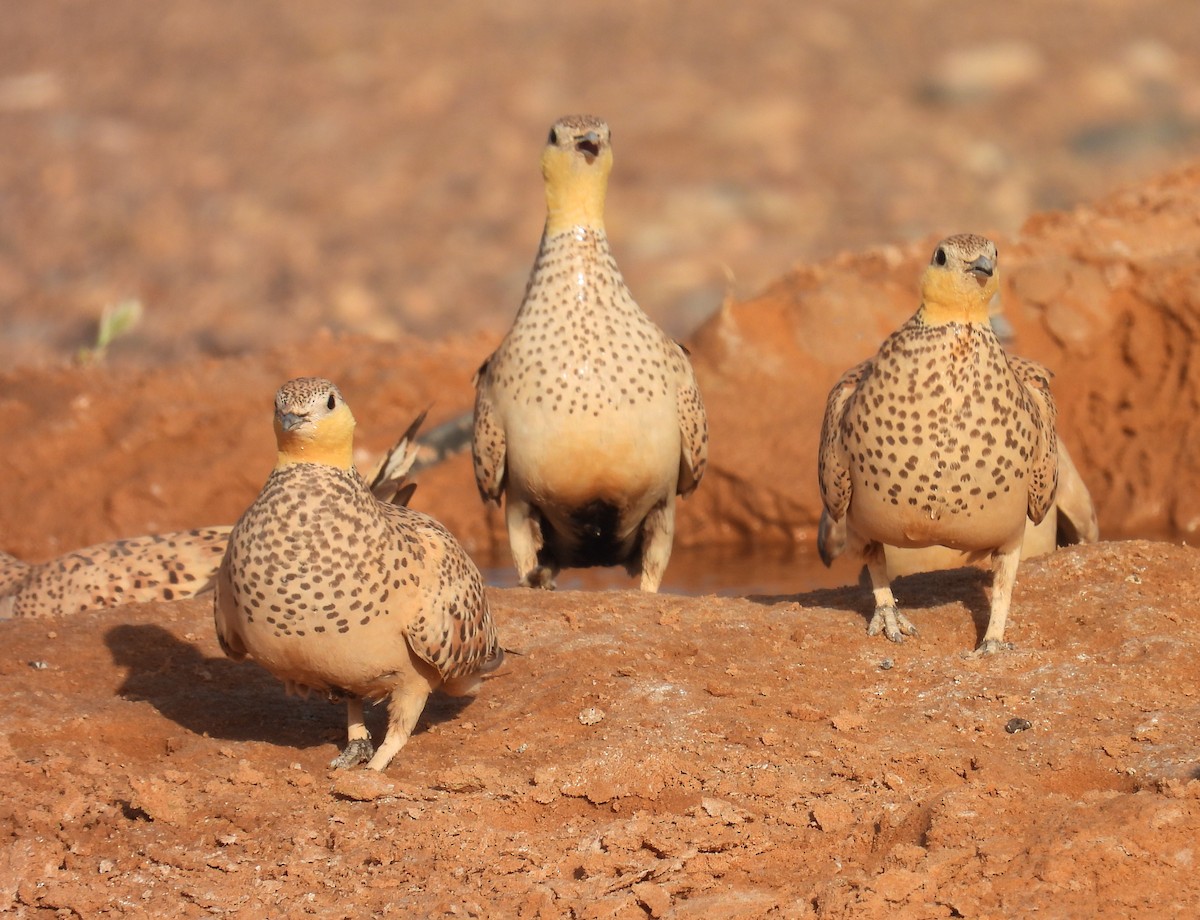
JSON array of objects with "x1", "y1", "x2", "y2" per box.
[{"x1": 578, "y1": 707, "x2": 605, "y2": 726}]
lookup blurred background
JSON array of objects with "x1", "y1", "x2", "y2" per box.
[{"x1": 1, "y1": 0, "x2": 1198, "y2": 367}]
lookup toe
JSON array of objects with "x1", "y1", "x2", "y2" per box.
[
  {"x1": 967, "y1": 638, "x2": 1013, "y2": 658},
  {"x1": 330, "y1": 737, "x2": 375, "y2": 770}
]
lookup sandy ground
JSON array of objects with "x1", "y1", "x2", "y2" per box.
[
  {"x1": 4, "y1": 2, "x2": 1200, "y2": 917},
  {"x1": 4, "y1": 543, "x2": 1200, "y2": 917}
]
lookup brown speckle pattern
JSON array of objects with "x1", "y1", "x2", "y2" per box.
[
  {"x1": 215, "y1": 378, "x2": 502, "y2": 771},
  {"x1": 472, "y1": 116, "x2": 708, "y2": 592},
  {"x1": 817, "y1": 234, "x2": 1059, "y2": 653},
  {"x1": 1, "y1": 528, "x2": 229, "y2": 619}
]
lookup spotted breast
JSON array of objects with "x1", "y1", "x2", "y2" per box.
[
  {"x1": 215, "y1": 377, "x2": 503, "y2": 771},
  {"x1": 818, "y1": 234, "x2": 1058, "y2": 654},
  {"x1": 473, "y1": 115, "x2": 707, "y2": 592}
]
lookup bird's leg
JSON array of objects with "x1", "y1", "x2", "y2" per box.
[
  {"x1": 864, "y1": 544, "x2": 918, "y2": 642},
  {"x1": 507, "y1": 497, "x2": 555, "y2": 588},
  {"x1": 637, "y1": 497, "x2": 675, "y2": 593},
  {"x1": 365, "y1": 673, "x2": 434, "y2": 772},
  {"x1": 329, "y1": 696, "x2": 374, "y2": 769},
  {"x1": 972, "y1": 539, "x2": 1022, "y2": 656}
]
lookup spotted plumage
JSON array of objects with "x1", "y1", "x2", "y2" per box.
[
  {"x1": 818, "y1": 234, "x2": 1059, "y2": 654},
  {"x1": 819, "y1": 434, "x2": 1097, "y2": 578},
  {"x1": 0, "y1": 409, "x2": 429, "y2": 620},
  {"x1": 0, "y1": 529, "x2": 228, "y2": 618},
  {"x1": 215, "y1": 378, "x2": 503, "y2": 771},
  {"x1": 473, "y1": 115, "x2": 708, "y2": 591}
]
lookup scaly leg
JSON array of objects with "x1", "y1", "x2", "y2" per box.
[
  {"x1": 865, "y1": 543, "x2": 918, "y2": 642},
  {"x1": 506, "y1": 496, "x2": 555, "y2": 589},
  {"x1": 329, "y1": 696, "x2": 374, "y2": 769},
  {"x1": 972, "y1": 539, "x2": 1022, "y2": 656},
  {"x1": 638, "y1": 498, "x2": 675, "y2": 593}
]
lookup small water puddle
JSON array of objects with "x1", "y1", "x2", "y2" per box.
[{"x1": 481, "y1": 544, "x2": 863, "y2": 597}]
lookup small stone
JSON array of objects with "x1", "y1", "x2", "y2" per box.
[
  {"x1": 330, "y1": 771, "x2": 396, "y2": 802},
  {"x1": 879, "y1": 658, "x2": 894, "y2": 670},
  {"x1": 577, "y1": 707, "x2": 605, "y2": 726},
  {"x1": 1005, "y1": 718, "x2": 1033, "y2": 734}
]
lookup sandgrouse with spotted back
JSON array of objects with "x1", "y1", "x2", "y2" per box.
[
  {"x1": 0, "y1": 411, "x2": 429, "y2": 619},
  {"x1": 1, "y1": 529, "x2": 228, "y2": 618},
  {"x1": 473, "y1": 115, "x2": 708, "y2": 591},
  {"x1": 215, "y1": 378, "x2": 503, "y2": 771},
  {"x1": 818, "y1": 234, "x2": 1058, "y2": 654}
]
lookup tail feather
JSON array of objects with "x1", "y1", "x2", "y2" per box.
[{"x1": 367, "y1": 409, "x2": 429, "y2": 506}]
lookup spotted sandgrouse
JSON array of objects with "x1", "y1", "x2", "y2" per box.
[
  {"x1": 1, "y1": 529, "x2": 229, "y2": 618},
  {"x1": 473, "y1": 115, "x2": 708, "y2": 592},
  {"x1": 817, "y1": 234, "x2": 1058, "y2": 654},
  {"x1": 0, "y1": 412, "x2": 429, "y2": 620},
  {"x1": 818, "y1": 434, "x2": 1096, "y2": 579},
  {"x1": 215, "y1": 378, "x2": 503, "y2": 771}
]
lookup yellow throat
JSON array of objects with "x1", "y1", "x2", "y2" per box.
[
  {"x1": 918, "y1": 260, "x2": 998, "y2": 326},
  {"x1": 542, "y1": 142, "x2": 612, "y2": 236},
  {"x1": 274, "y1": 402, "x2": 356, "y2": 471}
]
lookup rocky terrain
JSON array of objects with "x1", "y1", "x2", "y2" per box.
[{"x1": 3, "y1": 2, "x2": 1200, "y2": 917}]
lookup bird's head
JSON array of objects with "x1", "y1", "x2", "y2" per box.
[
  {"x1": 541, "y1": 114, "x2": 613, "y2": 235},
  {"x1": 918, "y1": 234, "x2": 1000, "y2": 326},
  {"x1": 272, "y1": 377, "x2": 357, "y2": 470}
]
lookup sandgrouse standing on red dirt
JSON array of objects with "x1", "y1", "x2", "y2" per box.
[
  {"x1": 215, "y1": 377, "x2": 503, "y2": 771},
  {"x1": 818, "y1": 234, "x2": 1059, "y2": 654},
  {"x1": 472, "y1": 115, "x2": 708, "y2": 592}
]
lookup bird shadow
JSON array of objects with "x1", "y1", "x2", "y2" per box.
[
  {"x1": 749, "y1": 565, "x2": 994, "y2": 646},
  {"x1": 105, "y1": 624, "x2": 472, "y2": 753}
]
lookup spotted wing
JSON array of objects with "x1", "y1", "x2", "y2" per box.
[
  {"x1": 817, "y1": 359, "x2": 874, "y2": 522},
  {"x1": 382, "y1": 505, "x2": 502, "y2": 680},
  {"x1": 471, "y1": 355, "x2": 507, "y2": 505},
  {"x1": 673, "y1": 343, "x2": 708, "y2": 496},
  {"x1": 1007, "y1": 354, "x2": 1059, "y2": 526},
  {"x1": 213, "y1": 544, "x2": 248, "y2": 661}
]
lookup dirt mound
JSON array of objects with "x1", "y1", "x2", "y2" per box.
[
  {"x1": 5, "y1": 166, "x2": 1199, "y2": 569},
  {"x1": 3, "y1": 541, "x2": 1199, "y2": 916},
  {"x1": 682, "y1": 162, "x2": 1200, "y2": 547},
  {"x1": 4, "y1": 7, "x2": 1200, "y2": 906}
]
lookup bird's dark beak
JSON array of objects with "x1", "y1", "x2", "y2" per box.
[
  {"x1": 278, "y1": 412, "x2": 305, "y2": 431},
  {"x1": 575, "y1": 131, "x2": 601, "y2": 161},
  {"x1": 967, "y1": 255, "x2": 994, "y2": 285}
]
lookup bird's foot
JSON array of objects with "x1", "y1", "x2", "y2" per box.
[
  {"x1": 867, "y1": 605, "x2": 919, "y2": 643},
  {"x1": 966, "y1": 638, "x2": 1013, "y2": 658},
  {"x1": 520, "y1": 566, "x2": 556, "y2": 590},
  {"x1": 330, "y1": 737, "x2": 375, "y2": 770}
]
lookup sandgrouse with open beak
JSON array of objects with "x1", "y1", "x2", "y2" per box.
[{"x1": 473, "y1": 115, "x2": 708, "y2": 591}]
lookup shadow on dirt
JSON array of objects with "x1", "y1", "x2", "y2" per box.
[
  {"x1": 748, "y1": 565, "x2": 994, "y2": 645},
  {"x1": 104, "y1": 623, "x2": 473, "y2": 754}
]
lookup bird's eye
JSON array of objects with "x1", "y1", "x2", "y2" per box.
[
  {"x1": 934, "y1": 248, "x2": 947, "y2": 266},
  {"x1": 548, "y1": 128, "x2": 559, "y2": 145},
  {"x1": 327, "y1": 394, "x2": 337, "y2": 410}
]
